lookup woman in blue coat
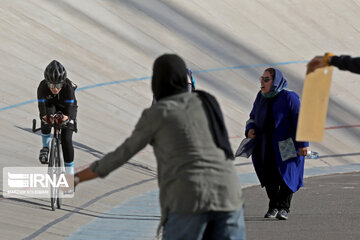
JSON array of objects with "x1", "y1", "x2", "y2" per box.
[{"x1": 246, "y1": 68, "x2": 309, "y2": 220}]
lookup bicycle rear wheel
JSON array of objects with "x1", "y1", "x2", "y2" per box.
[{"x1": 48, "y1": 138, "x2": 57, "y2": 211}]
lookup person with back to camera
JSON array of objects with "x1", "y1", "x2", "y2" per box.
[
  {"x1": 246, "y1": 68, "x2": 309, "y2": 220},
  {"x1": 307, "y1": 53, "x2": 360, "y2": 75},
  {"x1": 37, "y1": 60, "x2": 78, "y2": 175},
  {"x1": 152, "y1": 67, "x2": 195, "y2": 105},
  {"x1": 73, "y1": 54, "x2": 246, "y2": 240}
]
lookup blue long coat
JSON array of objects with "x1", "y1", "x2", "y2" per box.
[{"x1": 246, "y1": 89, "x2": 309, "y2": 192}]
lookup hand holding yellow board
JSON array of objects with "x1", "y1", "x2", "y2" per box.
[{"x1": 296, "y1": 66, "x2": 333, "y2": 142}]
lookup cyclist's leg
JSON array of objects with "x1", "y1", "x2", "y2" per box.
[
  {"x1": 40, "y1": 121, "x2": 51, "y2": 148},
  {"x1": 62, "y1": 110, "x2": 77, "y2": 174},
  {"x1": 61, "y1": 127, "x2": 74, "y2": 174},
  {"x1": 39, "y1": 106, "x2": 55, "y2": 163},
  {"x1": 61, "y1": 128, "x2": 75, "y2": 194}
]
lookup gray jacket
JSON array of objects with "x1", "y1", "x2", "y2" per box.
[{"x1": 90, "y1": 92, "x2": 244, "y2": 227}]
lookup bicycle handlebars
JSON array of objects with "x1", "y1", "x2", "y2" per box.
[
  {"x1": 32, "y1": 111, "x2": 68, "y2": 133},
  {"x1": 53, "y1": 112, "x2": 64, "y2": 122},
  {"x1": 32, "y1": 119, "x2": 40, "y2": 133}
]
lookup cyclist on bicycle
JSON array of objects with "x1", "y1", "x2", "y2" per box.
[{"x1": 37, "y1": 60, "x2": 78, "y2": 175}]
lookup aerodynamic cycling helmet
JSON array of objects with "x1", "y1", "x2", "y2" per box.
[{"x1": 44, "y1": 60, "x2": 67, "y2": 84}]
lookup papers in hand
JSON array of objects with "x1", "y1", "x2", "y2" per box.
[{"x1": 235, "y1": 138, "x2": 255, "y2": 158}]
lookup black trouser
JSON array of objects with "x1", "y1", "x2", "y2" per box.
[
  {"x1": 264, "y1": 173, "x2": 293, "y2": 212},
  {"x1": 40, "y1": 106, "x2": 76, "y2": 164},
  {"x1": 265, "y1": 181, "x2": 293, "y2": 212}
]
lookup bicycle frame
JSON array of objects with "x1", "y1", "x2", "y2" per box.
[{"x1": 48, "y1": 124, "x2": 65, "y2": 210}]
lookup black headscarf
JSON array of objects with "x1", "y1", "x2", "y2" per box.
[
  {"x1": 196, "y1": 90, "x2": 234, "y2": 160},
  {"x1": 152, "y1": 54, "x2": 188, "y2": 101}
]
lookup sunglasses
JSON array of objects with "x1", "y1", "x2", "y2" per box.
[
  {"x1": 47, "y1": 83, "x2": 63, "y2": 89},
  {"x1": 260, "y1": 77, "x2": 272, "y2": 83}
]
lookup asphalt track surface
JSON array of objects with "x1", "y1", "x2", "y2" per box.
[
  {"x1": 1, "y1": 1, "x2": 360, "y2": 239},
  {"x1": 244, "y1": 172, "x2": 360, "y2": 240}
]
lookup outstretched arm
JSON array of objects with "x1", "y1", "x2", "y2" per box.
[
  {"x1": 330, "y1": 55, "x2": 360, "y2": 74},
  {"x1": 74, "y1": 108, "x2": 158, "y2": 187},
  {"x1": 307, "y1": 53, "x2": 360, "y2": 75}
]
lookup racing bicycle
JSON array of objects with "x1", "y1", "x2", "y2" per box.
[{"x1": 32, "y1": 112, "x2": 67, "y2": 211}]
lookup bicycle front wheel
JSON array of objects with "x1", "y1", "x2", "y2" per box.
[
  {"x1": 48, "y1": 138, "x2": 57, "y2": 211},
  {"x1": 55, "y1": 138, "x2": 62, "y2": 209}
]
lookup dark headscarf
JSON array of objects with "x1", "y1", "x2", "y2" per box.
[
  {"x1": 152, "y1": 54, "x2": 188, "y2": 101},
  {"x1": 196, "y1": 90, "x2": 234, "y2": 160},
  {"x1": 256, "y1": 68, "x2": 288, "y2": 131}
]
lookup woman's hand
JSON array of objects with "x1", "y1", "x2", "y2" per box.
[
  {"x1": 306, "y1": 54, "x2": 335, "y2": 75},
  {"x1": 298, "y1": 147, "x2": 308, "y2": 157},
  {"x1": 74, "y1": 167, "x2": 99, "y2": 188},
  {"x1": 248, "y1": 129, "x2": 256, "y2": 139}
]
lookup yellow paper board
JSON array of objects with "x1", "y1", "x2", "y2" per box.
[{"x1": 296, "y1": 66, "x2": 333, "y2": 142}]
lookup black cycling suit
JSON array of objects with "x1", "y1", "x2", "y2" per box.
[{"x1": 37, "y1": 78, "x2": 78, "y2": 164}]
